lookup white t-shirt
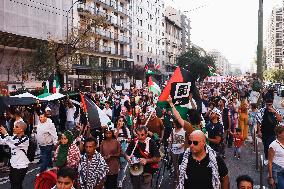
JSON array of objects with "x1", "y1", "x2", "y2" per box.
[
  {"x1": 171, "y1": 128, "x2": 186, "y2": 154},
  {"x1": 114, "y1": 127, "x2": 131, "y2": 142},
  {"x1": 103, "y1": 108, "x2": 112, "y2": 118},
  {"x1": 66, "y1": 106, "x2": 76, "y2": 122},
  {"x1": 269, "y1": 140, "x2": 284, "y2": 168}
]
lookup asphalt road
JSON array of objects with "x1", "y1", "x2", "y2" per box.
[{"x1": 1, "y1": 95, "x2": 283, "y2": 189}]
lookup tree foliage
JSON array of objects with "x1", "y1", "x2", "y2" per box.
[
  {"x1": 264, "y1": 69, "x2": 284, "y2": 82},
  {"x1": 25, "y1": 10, "x2": 109, "y2": 81},
  {"x1": 176, "y1": 47, "x2": 216, "y2": 81},
  {"x1": 130, "y1": 65, "x2": 145, "y2": 80}
]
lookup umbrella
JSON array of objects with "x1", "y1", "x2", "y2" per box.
[
  {"x1": 40, "y1": 93, "x2": 65, "y2": 101},
  {"x1": 37, "y1": 93, "x2": 51, "y2": 99},
  {"x1": 11, "y1": 92, "x2": 39, "y2": 99}
]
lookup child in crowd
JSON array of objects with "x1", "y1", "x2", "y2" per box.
[
  {"x1": 231, "y1": 128, "x2": 244, "y2": 160},
  {"x1": 248, "y1": 103, "x2": 258, "y2": 138}
]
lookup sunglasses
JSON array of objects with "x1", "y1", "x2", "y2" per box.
[{"x1": 188, "y1": 140, "x2": 199, "y2": 146}]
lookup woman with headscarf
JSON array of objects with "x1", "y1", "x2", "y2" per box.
[{"x1": 54, "y1": 131, "x2": 81, "y2": 169}]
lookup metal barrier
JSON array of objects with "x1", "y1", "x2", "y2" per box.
[
  {"x1": 259, "y1": 155, "x2": 264, "y2": 189},
  {"x1": 254, "y1": 128, "x2": 259, "y2": 171}
]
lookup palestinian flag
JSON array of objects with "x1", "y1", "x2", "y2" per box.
[
  {"x1": 208, "y1": 65, "x2": 217, "y2": 76},
  {"x1": 146, "y1": 70, "x2": 155, "y2": 75},
  {"x1": 148, "y1": 76, "x2": 161, "y2": 95},
  {"x1": 154, "y1": 62, "x2": 160, "y2": 70},
  {"x1": 157, "y1": 67, "x2": 196, "y2": 119},
  {"x1": 52, "y1": 75, "x2": 60, "y2": 93}
]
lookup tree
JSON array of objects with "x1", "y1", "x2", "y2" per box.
[
  {"x1": 130, "y1": 65, "x2": 145, "y2": 80},
  {"x1": 264, "y1": 69, "x2": 284, "y2": 82},
  {"x1": 176, "y1": 47, "x2": 216, "y2": 81},
  {"x1": 25, "y1": 9, "x2": 109, "y2": 81}
]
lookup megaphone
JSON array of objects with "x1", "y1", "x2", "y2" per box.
[{"x1": 129, "y1": 157, "x2": 144, "y2": 176}]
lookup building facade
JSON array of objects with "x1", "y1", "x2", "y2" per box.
[
  {"x1": 208, "y1": 50, "x2": 230, "y2": 76},
  {"x1": 181, "y1": 14, "x2": 191, "y2": 53},
  {"x1": 164, "y1": 6, "x2": 182, "y2": 76},
  {"x1": 0, "y1": 0, "x2": 71, "y2": 92},
  {"x1": 70, "y1": 0, "x2": 133, "y2": 90},
  {"x1": 266, "y1": 7, "x2": 283, "y2": 70},
  {"x1": 131, "y1": 0, "x2": 166, "y2": 81}
]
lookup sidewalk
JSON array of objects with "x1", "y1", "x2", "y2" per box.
[{"x1": 224, "y1": 136, "x2": 268, "y2": 189}]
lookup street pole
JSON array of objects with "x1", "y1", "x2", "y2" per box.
[
  {"x1": 66, "y1": 14, "x2": 69, "y2": 89},
  {"x1": 257, "y1": 0, "x2": 263, "y2": 81}
]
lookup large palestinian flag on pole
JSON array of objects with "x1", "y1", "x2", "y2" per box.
[
  {"x1": 148, "y1": 76, "x2": 161, "y2": 95},
  {"x1": 157, "y1": 67, "x2": 197, "y2": 119}
]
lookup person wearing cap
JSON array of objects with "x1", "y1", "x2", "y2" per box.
[
  {"x1": 205, "y1": 108, "x2": 224, "y2": 157},
  {"x1": 257, "y1": 98, "x2": 283, "y2": 164}
]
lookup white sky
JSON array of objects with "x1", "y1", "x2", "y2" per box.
[{"x1": 166, "y1": 0, "x2": 282, "y2": 72}]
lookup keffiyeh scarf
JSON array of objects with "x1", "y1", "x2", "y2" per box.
[
  {"x1": 177, "y1": 145, "x2": 221, "y2": 189},
  {"x1": 79, "y1": 151, "x2": 109, "y2": 189}
]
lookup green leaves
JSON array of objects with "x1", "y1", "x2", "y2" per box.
[
  {"x1": 176, "y1": 47, "x2": 216, "y2": 81},
  {"x1": 264, "y1": 69, "x2": 284, "y2": 82}
]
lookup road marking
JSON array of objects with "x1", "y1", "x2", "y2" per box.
[{"x1": 0, "y1": 167, "x2": 40, "y2": 185}]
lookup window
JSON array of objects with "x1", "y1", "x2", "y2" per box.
[
  {"x1": 141, "y1": 44, "x2": 143, "y2": 50},
  {"x1": 137, "y1": 55, "x2": 140, "y2": 62},
  {"x1": 140, "y1": 20, "x2": 143, "y2": 26},
  {"x1": 137, "y1": 30, "x2": 140, "y2": 37},
  {"x1": 162, "y1": 22, "x2": 164, "y2": 27},
  {"x1": 141, "y1": 56, "x2": 143, "y2": 62},
  {"x1": 137, "y1": 43, "x2": 140, "y2": 49}
]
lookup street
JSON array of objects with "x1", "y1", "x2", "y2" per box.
[{"x1": 0, "y1": 95, "x2": 282, "y2": 189}]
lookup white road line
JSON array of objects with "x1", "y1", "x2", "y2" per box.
[{"x1": 0, "y1": 167, "x2": 40, "y2": 185}]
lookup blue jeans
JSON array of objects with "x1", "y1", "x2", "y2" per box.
[
  {"x1": 234, "y1": 147, "x2": 241, "y2": 156},
  {"x1": 65, "y1": 121, "x2": 75, "y2": 131},
  {"x1": 39, "y1": 145, "x2": 53, "y2": 173},
  {"x1": 272, "y1": 163, "x2": 284, "y2": 189},
  {"x1": 262, "y1": 135, "x2": 276, "y2": 159}
]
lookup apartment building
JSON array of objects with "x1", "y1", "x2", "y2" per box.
[
  {"x1": 266, "y1": 7, "x2": 283, "y2": 70},
  {"x1": 208, "y1": 50, "x2": 230, "y2": 76},
  {"x1": 0, "y1": 0, "x2": 71, "y2": 92},
  {"x1": 181, "y1": 14, "x2": 191, "y2": 52},
  {"x1": 164, "y1": 6, "x2": 182, "y2": 75},
  {"x1": 131, "y1": 0, "x2": 166, "y2": 78},
  {"x1": 70, "y1": 0, "x2": 133, "y2": 89}
]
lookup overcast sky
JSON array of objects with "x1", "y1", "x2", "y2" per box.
[{"x1": 166, "y1": 0, "x2": 282, "y2": 71}]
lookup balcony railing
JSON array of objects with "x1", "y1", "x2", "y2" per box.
[
  {"x1": 96, "y1": 0, "x2": 129, "y2": 16},
  {"x1": 81, "y1": 43, "x2": 128, "y2": 57},
  {"x1": 95, "y1": 28, "x2": 129, "y2": 43}
]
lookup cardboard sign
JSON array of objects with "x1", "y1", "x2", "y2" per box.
[
  {"x1": 136, "y1": 80, "x2": 142, "y2": 89},
  {"x1": 124, "y1": 82, "x2": 130, "y2": 90},
  {"x1": 115, "y1": 85, "x2": 122, "y2": 91},
  {"x1": 171, "y1": 82, "x2": 191, "y2": 105}
]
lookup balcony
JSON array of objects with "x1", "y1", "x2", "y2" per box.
[
  {"x1": 96, "y1": 0, "x2": 129, "y2": 17},
  {"x1": 95, "y1": 28, "x2": 129, "y2": 43},
  {"x1": 80, "y1": 43, "x2": 128, "y2": 57}
]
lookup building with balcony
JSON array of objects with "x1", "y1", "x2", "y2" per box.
[
  {"x1": 164, "y1": 6, "x2": 182, "y2": 75},
  {"x1": 131, "y1": 0, "x2": 166, "y2": 81},
  {"x1": 208, "y1": 50, "x2": 230, "y2": 76},
  {"x1": 0, "y1": 0, "x2": 71, "y2": 92},
  {"x1": 181, "y1": 14, "x2": 191, "y2": 52},
  {"x1": 266, "y1": 7, "x2": 284, "y2": 70},
  {"x1": 70, "y1": 0, "x2": 133, "y2": 90}
]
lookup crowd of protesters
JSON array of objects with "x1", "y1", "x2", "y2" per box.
[{"x1": 0, "y1": 74, "x2": 284, "y2": 189}]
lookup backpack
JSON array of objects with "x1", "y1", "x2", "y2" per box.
[{"x1": 21, "y1": 137, "x2": 37, "y2": 162}]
